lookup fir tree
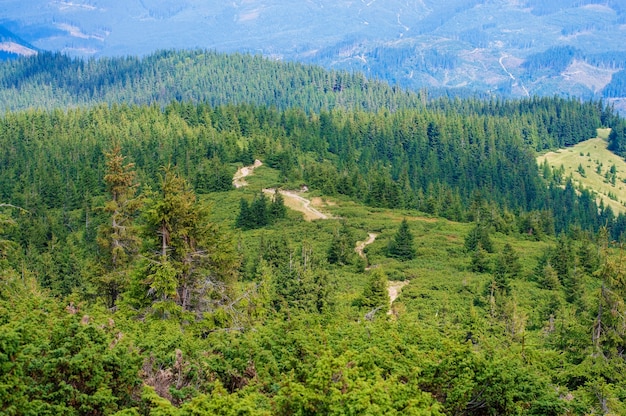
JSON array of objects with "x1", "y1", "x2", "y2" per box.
[
  {"x1": 327, "y1": 221, "x2": 355, "y2": 265},
  {"x1": 387, "y1": 218, "x2": 416, "y2": 260},
  {"x1": 269, "y1": 189, "x2": 287, "y2": 221},
  {"x1": 358, "y1": 267, "x2": 390, "y2": 309},
  {"x1": 96, "y1": 143, "x2": 142, "y2": 308}
]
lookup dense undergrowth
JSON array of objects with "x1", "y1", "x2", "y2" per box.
[{"x1": 1, "y1": 53, "x2": 626, "y2": 414}]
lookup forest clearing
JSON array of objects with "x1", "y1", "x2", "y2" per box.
[{"x1": 537, "y1": 129, "x2": 626, "y2": 213}]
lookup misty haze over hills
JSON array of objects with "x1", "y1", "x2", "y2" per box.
[{"x1": 1, "y1": 0, "x2": 625, "y2": 108}]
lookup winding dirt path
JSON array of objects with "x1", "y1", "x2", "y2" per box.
[
  {"x1": 355, "y1": 233, "x2": 377, "y2": 259},
  {"x1": 262, "y1": 188, "x2": 330, "y2": 221},
  {"x1": 354, "y1": 232, "x2": 409, "y2": 311},
  {"x1": 387, "y1": 281, "x2": 409, "y2": 315},
  {"x1": 499, "y1": 54, "x2": 530, "y2": 97},
  {"x1": 233, "y1": 160, "x2": 262, "y2": 188},
  {"x1": 387, "y1": 281, "x2": 409, "y2": 304}
]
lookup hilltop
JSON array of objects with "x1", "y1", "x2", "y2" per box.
[{"x1": 1, "y1": 0, "x2": 626, "y2": 108}]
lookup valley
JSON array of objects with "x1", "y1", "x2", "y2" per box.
[{"x1": 1, "y1": 50, "x2": 626, "y2": 414}]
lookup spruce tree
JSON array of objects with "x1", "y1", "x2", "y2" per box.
[
  {"x1": 359, "y1": 267, "x2": 390, "y2": 309},
  {"x1": 387, "y1": 218, "x2": 416, "y2": 260},
  {"x1": 328, "y1": 221, "x2": 355, "y2": 265},
  {"x1": 96, "y1": 143, "x2": 141, "y2": 308},
  {"x1": 464, "y1": 223, "x2": 493, "y2": 253},
  {"x1": 269, "y1": 189, "x2": 287, "y2": 221},
  {"x1": 236, "y1": 198, "x2": 253, "y2": 230},
  {"x1": 143, "y1": 165, "x2": 239, "y2": 313},
  {"x1": 251, "y1": 193, "x2": 269, "y2": 227}
]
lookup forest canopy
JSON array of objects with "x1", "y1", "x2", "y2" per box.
[{"x1": 2, "y1": 50, "x2": 626, "y2": 415}]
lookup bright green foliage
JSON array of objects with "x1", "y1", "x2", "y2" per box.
[
  {"x1": 0, "y1": 275, "x2": 142, "y2": 415},
  {"x1": 387, "y1": 219, "x2": 416, "y2": 260},
  {"x1": 0, "y1": 63, "x2": 625, "y2": 414},
  {"x1": 141, "y1": 166, "x2": 240, "y2": 313},
  {"x1": 97, "y1": 143, "x2": 142, "y2": 308},
  {"x1": 357, "y1": 267, "x2": 389, "y2": 309},
  {"x1": 327, "y1": 221, "x2": 355, "y2": 265}
]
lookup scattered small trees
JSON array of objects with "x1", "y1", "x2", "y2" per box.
[
  {"x1": 236, "y1": 190, "x2": 287, "y2": 230},
  {"x1": 327, "y1": 221, "x2": 356, "y2": 265}
]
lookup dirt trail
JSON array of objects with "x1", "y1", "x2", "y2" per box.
[
  {"x1": 353, "y1": 233, "x2": 408, "y2": 309},
  {"x1": 233, "y1": 160, "x2": 262, "y2": 188},
  {"x1": 387, "y1": 281, "x2": 409, "y2": 314},
  {"x1": 263, "y1": 188, "x2": 330, "y2": 221},
  {"x1": 355, "y1": 233, "x2": 377, "y2": 259},
  {"x1": 388, "y1": 281, "x2": 409, "y2": 304}
]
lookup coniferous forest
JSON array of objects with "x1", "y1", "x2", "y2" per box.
[{"x1": 2, "y1": 50, "x2": 626, "y2": 415}]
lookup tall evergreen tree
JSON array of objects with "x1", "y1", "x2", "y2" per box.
[
  {"x1": 358, "y1": 267, "x2": 390, "y2": 309},
  {"x1": 327, "y1": 221, "x2": 355, "y2": 265},
  {"x1": 96, "y1": 143, "x2": 141, "y2": 308},
  {"x1": 235, "y1": 198, "x2": 253, "y2": 230},
  {"x1": 143, "y1": 165, "x2": 239, "y2": 313},
  {"x1": 251, "y1": 193, "x2": 269, "y2": 227},
  {"x1": 269, "y1": 189, "x2": 287, "y2": 221},
  {"x1": 387, "y1": 218, "x2": 416, "y2": 260}
]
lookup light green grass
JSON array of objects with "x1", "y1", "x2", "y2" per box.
[
  {"x1": 201, "y1": 163, "x2": 558, "y2": 332},
  {"x1": 537, "y1": 129, "x2": 626, "y2": 213}
]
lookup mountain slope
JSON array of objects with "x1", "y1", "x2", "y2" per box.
[
  {"x1": 0, "y1": 24, "x2": 37, "y2": 59},
  {"x1": 1, "y1": 0, "x2": 625, "y2": 108}
]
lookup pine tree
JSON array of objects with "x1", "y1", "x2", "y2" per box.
[
  {"x1": 359, "y1": 267, "x2": 390, "y2": 309},
  {"x1": 143, "y1": 165, "x2": 239, "y2": 313},
  {"x1": 387, "y1": 218, "x2": 415, "y2": 260},
  {"x1": 96, "y1": 143, "x2": 141, "y2": 308},
  {"x1": 327, "y1": 221, "x2": 355, "y2": 265},
  {"x1": 269, "y1": 189, "x2": 287, "y2": 221}
]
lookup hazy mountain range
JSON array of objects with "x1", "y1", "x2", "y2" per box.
[{"x1": 1, "y1": 0, "x2": 626, "y2": 109}]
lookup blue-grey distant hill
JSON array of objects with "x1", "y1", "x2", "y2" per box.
[{"x1": 2, "y1": 0, "x2": 626, "y2": 109}]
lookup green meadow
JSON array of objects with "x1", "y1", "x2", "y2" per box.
[{"x1": 537, "y1": 128, "x2": 626, "y2": 213}]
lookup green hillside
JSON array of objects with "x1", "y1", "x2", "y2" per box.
[
  {"x1": 0, "y1": 51, "x2": 425, "y2": 113},
  {"x1": 2, "y1": 52, "x2": 626, "y2": 414},
  {"x1": 538, "y1": 129, "x2": 626, "y2": 214}
]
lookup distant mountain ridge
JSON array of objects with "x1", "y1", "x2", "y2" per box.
[
  {"x1": 0, "y1": 24, "x2": 37, "y2": 59},
  {"x1": 1, "y1": 0, "x2": 626, "y2": 109}
]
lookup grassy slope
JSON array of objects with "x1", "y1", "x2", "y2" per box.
[
  {"x1": 537, "y1": 128, "x2": 626, "y2": 213},
  {"x1": 204, "y1": 163, "x2": 555, "y2": 336}
]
